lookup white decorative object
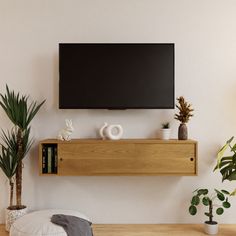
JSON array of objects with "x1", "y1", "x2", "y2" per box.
[
  {"x1": 160, "y1": 128, "x2": 171, "y2": 140},
  {"x1": 99, "y1": 122, "x2": 108, "y2": 140},
  {"x1": 5, "y1": 207, "x2": 27, "y2": 232},
  {"x1": 58, "y1": 119, "x2": 74, "y2": 141},
  {"x1": 204, "y1": 222, "x2": 218, "y2": 235},
  {"x1": 99, "y1": 122, "x2": 123, "y2": 140},
  {"x1": 10, "y1": 209, "x2": 90, "y2": 236}
]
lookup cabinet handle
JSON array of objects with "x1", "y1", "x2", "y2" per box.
[
  {"x1": 60, "y1": 158, "x2": 63, "y2": 161},
  {"x1": 190, "y1": 157, "x2": 194, "y2": 161}
]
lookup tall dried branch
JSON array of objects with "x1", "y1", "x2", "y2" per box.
[{"x1": 175, "y1": 96, "x2": 194, "y2": 123}]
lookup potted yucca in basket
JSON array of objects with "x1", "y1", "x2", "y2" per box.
[{"x1": 0, "y1": 85, "x2": 44, "y2": 231}]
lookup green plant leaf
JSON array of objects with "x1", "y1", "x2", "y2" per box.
[
  {"x1": 0, "y1": 85, "x2": 45, "y2": 130},
  {"x1": 217, "y1": 193, "x2": 225, "y2": 201},
  {"x1": 214, "y1": 156, "x2": 233, "y2": 171},
  {"x1": 215, "y1": 137, "x2": 234, "y2": 170},
  {"x1": 220, "y1": 164, "x2": 234, "y2": 177},
  {"x1": 216, "y1": 208, "x2": 224, "y2": 215},
  {"x1": 221, "y1": 190, "x2": 230, "y2": 195},
  {"x1": 189, "y1": 205, "x2": 197, "y2": 215},
  {"x1": 223, "y1": 202, "x2": 231, "y2": 208},
  {"x1": 215, "y1": 189, "x2": 225, "y2": 201},
  {"x1": 191, "y1": 195, "x2": 200, "y2": 205},
  {"x1": 220, "y1": 157, "x2": 234, "y2": 162},
  {"x1": 231, "y1": 143, "x2": 236, "y2": 152},
  {"x1": 226, "y1": 172, "x2": 236, "y2": 181},
  {"x1": 193, "y1": 189, "x2": 199, "y2": 194},
  {"x1": 202, "y1": 197, "x2": 210, "y2": 206},
  {"x1": 0, "y1": 145, "x2": 18, "y2": 180},
  {"x1": 197, "y1": 189, "x2": 208, "y2": 196},
  {"x1": 232, "y1": 153, "x2": 236, "y2": 163},
  {"x1": 227, "y1": 136, "x2": 234, "y2": 144},
  {"x1": 218, "y1": 161, "x2": 232, "y2": 169}
]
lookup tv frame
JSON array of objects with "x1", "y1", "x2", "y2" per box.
[{"x1": 59, "y1": 43, "x2": 175, "y2": 109}]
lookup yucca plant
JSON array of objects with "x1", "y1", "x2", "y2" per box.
[
  {"x1": 0, "y1": 145, "x2": 18, "y2": 208},
  {"x1": 0, "y1": 85, "x2": 45, "y2": 209}
]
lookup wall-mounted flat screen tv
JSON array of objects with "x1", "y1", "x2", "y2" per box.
[{"x1": 59, "y1": 43, "x2": 174, "y2": 109}]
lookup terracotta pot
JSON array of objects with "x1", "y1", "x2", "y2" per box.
[
  {"x1": 178, "y1": 123, "x2": 188, "y2": 140},
  {"x1": 204, "y1": 221, "x2": 218, "y2": 235},
  {"x1": 5, "y1": 206, "x2": 27, "y2": 231}
]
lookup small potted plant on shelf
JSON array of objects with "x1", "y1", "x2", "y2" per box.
[
  {"x1": 0, "y1": 85, "x2": 45, "y2": 231},
  {"x1": 174, "y1": 96, "x2": 194, "y2": 140},
  {"x1": 189, "y1": 188, "x2": 232, "y2": 235},
  {"x1": 160, "y1": 122, "x2": 171, "y2": 140}
]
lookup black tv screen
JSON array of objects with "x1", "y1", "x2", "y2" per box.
[{"x1": 59, "y1": 43, "x2": 174, "y2": 109}]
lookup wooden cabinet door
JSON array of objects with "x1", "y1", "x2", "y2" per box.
[
  {"x1": 133, "y1": 143, "x2": 196, "y2": 175},
  {"x1": 57, "y1": 141, "x2": 197, "y2": 175}
]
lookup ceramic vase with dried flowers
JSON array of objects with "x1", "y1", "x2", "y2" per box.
[{"x1": 174, "y1": 96, "x2": 194, "y2": 140}]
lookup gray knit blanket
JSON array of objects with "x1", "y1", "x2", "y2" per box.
[{"x1": 51, "y1": 214, "x2": 93, "y2": 236}]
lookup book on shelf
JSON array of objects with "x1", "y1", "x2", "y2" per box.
[
  {"x1": 47, "y1": 146, "x2": 52, "y2": 173},
  {"x1": 53, "y1": 145, "x2": 58, "y2": 173},
  {"x1": 42, "y1": 144, "x2": 58, "y2": 174},
  {"x1": 42, "y1": 146, "x2": 47, "y2": 173}
]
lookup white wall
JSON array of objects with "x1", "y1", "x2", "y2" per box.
[{"x1": 1, "y1": 0, "x2": 236, "y2": 224}]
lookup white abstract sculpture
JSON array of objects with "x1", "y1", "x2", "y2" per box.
[
  {"x1": 99, "y1": 122, "x2": 123, "y2": 140},
  {"x1": 58, "y1": 119, "x2": 74, "y2": 141}
]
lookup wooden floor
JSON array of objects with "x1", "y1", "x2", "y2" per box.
[{"x1": 1, "y1": 224, "x2": 236, "y2": 236}]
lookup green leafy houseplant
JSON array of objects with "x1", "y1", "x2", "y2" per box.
[
  {"x1": 189, "y1": 188, "x2": 232, "y2": 224},
  {"x1": 0, "y1": 85, "x2": 45, "y2": 210},
  {"x1": 161, "y1": 122, "x2": 170, "y2": 129},
  {"x1": 214, "y1": 136, "x2": 236, "y2": 183},
  {"x1": 160, "y1": 122, "x2": 171, "y2": 140},
  {"x1": 0, "y1": 146, "x2": 18, "y2": 208}
]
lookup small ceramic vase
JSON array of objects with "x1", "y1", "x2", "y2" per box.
[
  {"x1": 161, "y1": 128, "x2": 171, "y2": 140},
  {"x1": 178, "y1": 123, "x2": 188, "y2": 140}
]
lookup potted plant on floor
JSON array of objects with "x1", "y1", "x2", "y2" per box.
[
  {"x1": 0, "y1": 144, "x2": 27, "y2": 231},
  {"x1": 160, "y1": 122, "x2": 171, "y2": 140},
  {"x1": 0, "y1": 85, "x2": 45, "y2": 231},
  {"x1": 174, "y1": 96, "x2": 194, "y2": 140},
  {"x1": 189, "y1": 188, "x2": 232, "y2": 235}
]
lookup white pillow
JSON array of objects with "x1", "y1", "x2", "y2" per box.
[{"x1": 10, "y1": 209, "x2": 90, "y2": 236}]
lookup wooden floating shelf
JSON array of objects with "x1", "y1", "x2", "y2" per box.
[{"x1": 39, "y1": 139, "x2": 198, "y2": 176}]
